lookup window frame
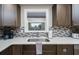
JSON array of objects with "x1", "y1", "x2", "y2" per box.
[{"x1": 24, "y1": 9, "x2": 49, "y2": 32}]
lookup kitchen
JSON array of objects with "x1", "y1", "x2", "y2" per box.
[{"x1": 0, "y1": 4, "x2": 79, "y2": 55}]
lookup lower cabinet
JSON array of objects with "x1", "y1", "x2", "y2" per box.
[
  {"x1": 57, "y1": 45, "x2": 74, "y2": 55},
  {"x1": 42, "y1": 45, "x2": 57, "y2": 55},
  {"x1": 74, "y1": 44, "x2": 79, "y2": 55},
  {"x1": 12, "y1": 45, "x2": 23, "y2": 55},
  {"x1": 22, "y1": 45, "x2": 36, "y2": 55},
  {"x1": 0, "y1": 44, "x2": 74, "y2": 55},
  {"x1": 22, "y1": 45, "x2": 57, "y2": 55}
]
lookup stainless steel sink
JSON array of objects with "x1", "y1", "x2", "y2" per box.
[{"x1": 27, "y1": 39, "x2": 49, "y2": 42}]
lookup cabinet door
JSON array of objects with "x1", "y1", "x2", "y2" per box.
[
  {"x1": 55, "y1": 4, "x2": 72, "y2": 27},
  {"x1": 2, "y1": 4, "x2": 16, "y2": 26},
  {"x1": 0, "y1": 5, "x2": 2, "y2": 26},
  {"x1": 42, "y1": 45, "x2": 57, "y2": 55},
  {"x1": 12, "y1": 45, "x2": 23, "y2": 55},
  {"x1": 2, "y1": 4, "x2": 20, "y2": 27},
  {"x1": 57, "y1": 45, "x2": 74, "y2": 55},
  {"x1": 22, "y1": 45, "x2": 36, "y2": 55},
  {"x1": 74, "y1": 44, "x2": 79, "y2": 55}
]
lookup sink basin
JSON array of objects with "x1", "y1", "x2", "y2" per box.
[{"x1": 28, "y1": 39, "x2": 49, "y2": 42}]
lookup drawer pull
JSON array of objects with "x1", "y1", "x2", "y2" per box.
[{"x1": 63, "y1": 48, "x2": 67, "y2": 52}]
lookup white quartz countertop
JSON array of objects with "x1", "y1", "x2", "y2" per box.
[{"x1": 0, "y1": 37, "x2": 79, "y2": 52}]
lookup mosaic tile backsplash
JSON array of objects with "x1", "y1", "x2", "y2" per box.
[
  {"x1": 15, "y1": 32, "x2": 48, "y2": 37},
  {"x1": 15, "y1": 26, "x2": 71, "y2": 37},
  {"x1": 50, "y1": 26, "x2": 71, "y2": 37}
]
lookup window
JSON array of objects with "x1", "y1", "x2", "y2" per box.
[
  {"x1": 28, "y1": 22, "x2": 45, "y2": 30},
  {"x1": 24, "y1": 9, "x2": 49, "y2": 32}
]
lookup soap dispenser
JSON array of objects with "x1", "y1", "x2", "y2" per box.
[{"x1": 49, "y1": 27, "x2": 53, "y2": 39}]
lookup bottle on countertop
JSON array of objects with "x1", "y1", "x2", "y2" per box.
[{"x1": 49, "y1": 27, "x2": 53, "y2": 38}]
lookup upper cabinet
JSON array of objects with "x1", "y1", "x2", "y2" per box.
[
  {"x1": 72, "y1": 4, "x2": 79, "y2": 26},
  {"x1": 0, "y1": 5, "x2": 2, "y2": 26},
  {"x1": 53, "y1": 4, "x2": 72, "y2": 27},
  {"x1": 0, "y1": 4, "x2": 20, "y2": 27}
]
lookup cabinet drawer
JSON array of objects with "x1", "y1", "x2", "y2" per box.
[
  {"x1": 57, "y1": 45, "x2": 74, "y2": 55},
  {"x1": 43, "y1": 51, "x2": 56, "y2": 55},
  {"x1": 43, "y1": 45, "x2": 56, "y2": 51},
  {"x1": 23, "y1": 45, "x2": 36, "y2": 51},
  {"x1": 23, "y1": 51, "x2": 36, "y2": 55}
]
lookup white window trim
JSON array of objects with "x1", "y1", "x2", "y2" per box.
[{"x1": 24, "y1": 8, "x2": 49, "y2": 32}]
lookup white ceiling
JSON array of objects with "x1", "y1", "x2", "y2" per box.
[{"x1": 20, "y1": 4, "x2": 54, "y2": 6}]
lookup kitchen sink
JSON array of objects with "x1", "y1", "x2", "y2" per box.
[{"x1": 27, "y1": 39, "x2": 50, "y2": 42}]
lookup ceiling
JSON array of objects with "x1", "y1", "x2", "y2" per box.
[{"x1": 19, "y1": 4, "x2": 54, "y2": 6}]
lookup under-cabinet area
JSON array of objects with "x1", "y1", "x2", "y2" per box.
[{"x1": 0, "y1": 44, "x2": 76, "y2": 55}]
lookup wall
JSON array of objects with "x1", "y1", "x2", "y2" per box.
[
  {"x1": 72, "y1": 4, "x2": 79, "y2": 25},
  {"x1": 20, "y1": 4, "x2": 53, "y2": 28}
]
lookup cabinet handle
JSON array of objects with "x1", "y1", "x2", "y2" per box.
[{"x1": 63, "y1": 48, "x2": 67, "y2": 52}]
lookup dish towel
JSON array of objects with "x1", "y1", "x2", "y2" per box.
[{"x1": 36, "y1": 42, "x2": 42, "y2": 55}]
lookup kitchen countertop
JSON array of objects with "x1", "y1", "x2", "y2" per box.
[{"x1": 0, "y1": 37, "x2": 79, "y2": 52}]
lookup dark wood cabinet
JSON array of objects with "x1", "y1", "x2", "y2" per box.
[
  {"x1": 0, "y1": 44, "x2": 74, "y2": 55},
  {"x1": 22, "y1": 45, "x2": 57, "y2": 55},
  {"x1": 0, "y1": 4, "x2": 20, "y2": 27},
  {"x1": 57, "y1": 45, "x2": 74, "y2": 55},
  {"x1": 22, "y1": 45, "x2": 36, "y2": 55},
  {"x1": 42, "y1": 45, "x2": 57, "y2": 55},
  {"x1": 0, "y1": 5, "x2": 2, "y2": 26},
  {"x1": 74, "y1": 44, "x2": 79, "y2": 55},
  {"x1": 12, "y1": 45, "x2": 22, "y2": 55},
  {"x1": 0, "y1": 45, "x2": 22, "y2": 55},
  {"x1": 53, "y1": 4, "x2": 72, "y2": 27}
]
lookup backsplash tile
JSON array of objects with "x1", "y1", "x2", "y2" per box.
[
  {"x1": 0, "y1": 26, "x2": 72, "y2": 38},
  {"x1": 50, "y1": 26, "x2": 71, "y2": 37},
  {"x1": 38, "y1": 32, "x2": 48, "y2": 37},
  {"x1": 15, "y1": 32, "x2": 48, "y2": 37},
  {"x1": 15, "y1": 26, "x2": 71, "y2": 37}
]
